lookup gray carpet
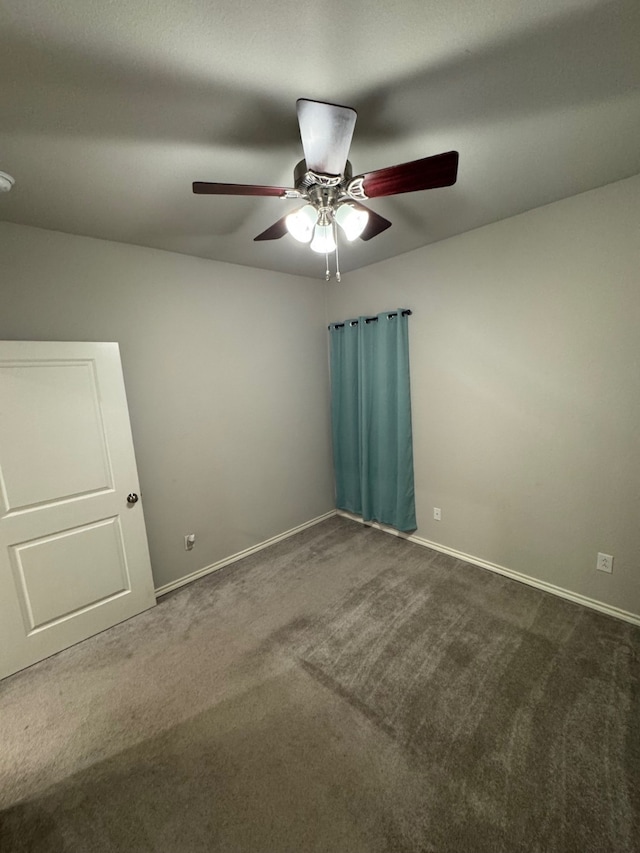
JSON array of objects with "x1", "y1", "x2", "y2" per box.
[{"x1": 1, "y1": 517, "x2": 639, "y2": 852}]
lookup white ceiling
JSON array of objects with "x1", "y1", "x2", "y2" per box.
[{"x1": 1, "y1": 0, "x2": 639, "y2": 279}]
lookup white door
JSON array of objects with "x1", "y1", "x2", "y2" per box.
[{"x1": 0, "y1": 341, "x2": 156, "y2": 680}]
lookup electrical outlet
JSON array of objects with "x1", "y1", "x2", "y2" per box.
[
  {"x1": 596, "y1": 552, "x2": 613, "y2": 573},
  {"x1": 433, "y1": 507, "x2": 442, "y2": 521},
  {"x1": 184, "y1": 533, "x2": 196, "y2": 551}
]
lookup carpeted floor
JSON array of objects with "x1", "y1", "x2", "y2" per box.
[{"x1": 1, "y1": 516, "x2": 639, "y2": 852}]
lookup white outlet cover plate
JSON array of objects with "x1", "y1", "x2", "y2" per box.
[{"x1": 596, "y1": 552, "x2": 613, "y2": 573}]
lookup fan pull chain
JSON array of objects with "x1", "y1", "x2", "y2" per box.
[
  {"x1": 334, "y1": 221, "x2": 341, "y2": 282},
  {"x1": 325, "y1": 248, "x2": 330, "y2": 281}
]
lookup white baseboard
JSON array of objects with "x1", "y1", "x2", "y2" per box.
[
  {"x1": 336, "y1": 510, "x2": 640, "y2": 627},
  {"x1": 155, "y1": 510, "x2": 338, "y2": 598}
]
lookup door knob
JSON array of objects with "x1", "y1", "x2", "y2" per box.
[{"x1": 127, "y1": 493, "x2": 139, "y2": 505}]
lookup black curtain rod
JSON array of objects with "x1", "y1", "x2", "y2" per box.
[{"x1": 328, "y1": 309, "x2": 412, "y2": 330}]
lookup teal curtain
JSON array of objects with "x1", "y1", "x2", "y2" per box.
[{"x1": 330, "y1": 309, "x2": 416, "y2": 532}]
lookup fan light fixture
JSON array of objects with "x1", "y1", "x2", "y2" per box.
[
  {"x1": 285, "y1": 204, "x2": 316, "y2": 243},
  {"x1": 0, "y1": 171, "x2": 15, "y2": 193},
  {"x1": 310, "y1": 210, "x2": 336, "y2": 254},
  {"x1": 310, "y1": 223, "x2": 335, "y2": 254},
  {"x1": 335, "y1": 203, "x2": 369, "y2": 241},
  {"x1": 286, "y1": 201, "x2": 369, "y2": 255}
]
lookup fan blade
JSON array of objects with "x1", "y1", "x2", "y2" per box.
[
  {"x1": 296, "y1": 99, "x2": 357, "y2": 176},
  {"x1": 348, "y1": 151, "x2": 459, "y2": 199},
  {"x1": 193, "y1": 182, "x2": 294, "y2": 197},
  {"x1": 254, "y1": 215, "x2": 290, "y2": 241},
  {"x1": 354, "y1": 204, "x2": 392, "y2": 241}
]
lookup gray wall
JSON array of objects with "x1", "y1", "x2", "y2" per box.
[
  {"x1": 0, "y1": 223, "x2": 334, "y2": 589},
  {"x1": 3, "y1": 173, "x2": 639, "y2": 617},
  {"x1": 326, "y1": 174, "x2": 640, "y2": 617}
]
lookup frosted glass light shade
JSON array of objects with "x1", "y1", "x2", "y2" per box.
[
  {"x1": 285, "y1": 204, "x2": 317, "y2": 243},
  {"x1": 310, "y1": 223, "x2": 336, "y2": 254},
  {"x1": 335, "y1": 203, "x2": 369, "y2": 240}
]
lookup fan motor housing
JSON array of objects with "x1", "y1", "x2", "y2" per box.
[{"x1": 293, "y1": 159, "x2": 352, "y2": 191}]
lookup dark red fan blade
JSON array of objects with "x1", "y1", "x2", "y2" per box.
[
  {"x1": 349, "y1": 151, "x2": 458, "y2": 199},
  {"x1": 254, "y1": 215, "x2": 289, "y2": 241},
  {"x1": 296, "y1": 99, "x2": 357, "y2": 176},
  {"x1": 193, "y1": 182, "x2": 292, "y2": 197},
  {"x1": 355, "y1": 204, "x2": 392, "y2": 241}
]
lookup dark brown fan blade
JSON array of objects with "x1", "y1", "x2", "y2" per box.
[
  {"x1": 254, "y1": 215, "x2": 289, "y2": 241},
  {"x1": 193, "y1": 182, "x2": 293, "y2": 197},
  {"x1": 348, "y1": 151, "x2": 458, "y2": 199},
  {"x1": 296, "y1": 99, "x2": 357, "y2": 175},
  {"x1": 354, "y1": 204, "x2": 392, "y2": 241}
]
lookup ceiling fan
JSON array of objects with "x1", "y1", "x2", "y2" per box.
[{"x1": 193, "y1": 99, "x2": 459, "y2": 279}]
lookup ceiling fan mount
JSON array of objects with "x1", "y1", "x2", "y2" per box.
[
  {"x1": 289, "y1": 159, "x2": 355, "y2": 217},
  {"x1": 192, "y1": 99, "x2": 459, "y2": 278},
  {"x1": 292, "y1": 157, "x2": 352, "y2": 190}
]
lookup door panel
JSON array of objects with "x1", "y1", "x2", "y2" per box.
[
  {"x1": 11, "y1": 517, "x2": 130, "y2": 632},
  {"x1": 0, "y1": 361, "x2": 112, "y2": 510},
  {"x1": 0, "y1": 342, "x2": 156, "y2": 680}
]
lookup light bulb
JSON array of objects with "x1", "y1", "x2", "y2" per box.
[
  {"x1": 335, "y1": 203, "x2": 369, "y2": 240},
  {"x1": 310, "y1": 223, "x2": 336, "y2": 254},
  {"x1": 285, "y1": 204, "x2": 317, "y2": 243}
]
